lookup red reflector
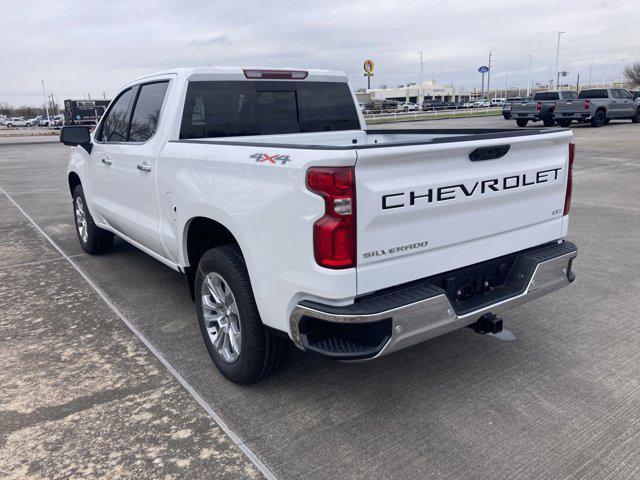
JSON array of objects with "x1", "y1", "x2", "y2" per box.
[
  {"x1": 243, "y1": 69, "x2": 308, "y2": 80},
  {"x1": 584, "y1": 99, "x2": 590, "y2": 110},
  {"x1": 564, "y1": 143, "x2": 575, "y2": 216},
  {"x1": 536, "y1": 101, "x2": 542, "y2": 111},
  {"x1": 307, "y1": 167, "x2": 356, "y2": 269}
]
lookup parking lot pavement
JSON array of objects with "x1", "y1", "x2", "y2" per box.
[
  {"x1": 1, "y1": 116, "x2": 640, "y2": 479},
  {"x1": 0, "y1": 165, "x2": 261, "y2": 478}
]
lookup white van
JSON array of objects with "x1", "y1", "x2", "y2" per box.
[{"x1": 491, "y1": 98, "x2": 507, "y2": 106}]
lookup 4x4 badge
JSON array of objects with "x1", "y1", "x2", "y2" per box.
[{"x1": 250, "y1": 153, "x2": 291, "y2": 165}]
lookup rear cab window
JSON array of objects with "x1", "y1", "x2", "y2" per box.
[
  {"x1": 533, "y1": 92, "x2": 559, "y2": 101},
  {"x1": 578, "y1": 89, "x2": 608, "y2": 99},
  {"x1": 179, "y1": 81, "x2": 360, "y2": 139}
]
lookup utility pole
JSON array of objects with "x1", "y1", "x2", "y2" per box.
[
  {"x1": 40, "y1": 80, "x2": 50, "y2": 122},
  {"x1": 418, "y1": 51, "x2": 425, "y2": 105},
  {"x1": 588, "y1": 64, "x2": 593, "y2": 87},
  {"x1": 505, "y1": 71, "x2": 509, "y2": 98},
  {"x1": 487, "y1": 51, "x2": 492, "y2": 99},
  {"x1": 527, "y1": 54, "x2": 532, "y2": 97},
  {"x1": 555, "y1": 31, "x2": 565, "y2": 90},
  {"x1": 576, "y1": 73, "x2": 580, "y2": 92}
]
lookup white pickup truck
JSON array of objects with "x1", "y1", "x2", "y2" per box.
[{"x1": 60, "y1": 67, "x2": 578, "y2": 384}]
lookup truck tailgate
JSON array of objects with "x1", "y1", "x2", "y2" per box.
[
  {"x1": 355, "y1": 131, "x2": 572, "y2": 294},
  {"x1": 511, "y1": 102, "x2": 539, "y2": 115}
]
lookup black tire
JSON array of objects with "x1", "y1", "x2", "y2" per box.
[
  {"x1": 516, "y1": 119, "x2": 528, "y2": 127},
  {"x1": 632, "y1": 108, "x2": 640, "y2": 123},
  {"x1": 195, "y1": 245, "x2": 288, "y2": 384},
  {"x1": 26, "y1": 122, "x2": 32, "y2": 127},
  {"x1": 557, "y1": 119, "x2": 572, "y2": 127},
  {"x1": 543, "y1": 111, "x2": 555, "y2": 127},
  {"x1": 6, "y1": 123, "x2": 13, "y2": 128},
  {"x1": 590, "y1": 109, "x2": 606, "y2": 127},
  {"x1": 503, "y1": 114, "x2": 511, "y2": 120},
  {"x1": 72, "y1": 185, "x2": 114, "y2": 254},
  {"x1": 603, "y1": 118, "x2": 611, "y2": 125}
]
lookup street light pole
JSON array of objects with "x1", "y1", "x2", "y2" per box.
[
  {"x1": 41, "y1": 80, "x2": 50, "y2": 123},
  {"x1": 486, "y1": 51, "x2": 492, "y2": 99},
  {"x1": 418, "y1": 51, "x2": 425, "y2": 105},
  {"x1": 555, "y1": 31, "x2": 565, "y2": 90},
  {"x1": 527, "y1": 54, "x2": 532, "y2": 97}
]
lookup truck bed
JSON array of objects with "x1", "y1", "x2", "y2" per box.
[{"x1": 171, "y1": 128, "x2": 564, "y2": 150}]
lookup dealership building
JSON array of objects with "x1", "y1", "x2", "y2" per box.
[{"x1": 356, "y1": 80, "x2": 478, "y2": 105}]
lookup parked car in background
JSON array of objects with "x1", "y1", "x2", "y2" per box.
[
  {"x1": 554, "y1": 88, "x2": 640, "y2": 127},
  {"x1": 491, "y1": 98, "x2": 507, "y2": 107},
  {"x1": 511, "y1": 91, "x2": 577, "y2": 127},
  {"x1": 421, "y1": 99, "x2": 445, "y2": 110},
  {"x1": 502, "y1": 97, "x2": 526, "y2": 119},
  {"x1": 60, "y1": 66, "x2": 578, "y2": 383},
  {"x1": 462, "y1": 100, "x2": 475, "y2": 108},
  {"x1": 5, "y1": 117, "x2": 28, "y2": 127},
  {"x1": 52, "y1": 114, "x2": 65, "y2": 128},
  {"x1": 445, "y1": 101, "x2": 462, "y2": 109},
  {"x1": 398, "y1": 102, "x2": 419, "y2": 112},
  {"x1": 472, "y1": 99, "x2": 491, "y2": 107}
]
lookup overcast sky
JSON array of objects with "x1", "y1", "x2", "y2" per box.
[{"x1": 2, "y1": 0, "x2": 639, "y2": 106}]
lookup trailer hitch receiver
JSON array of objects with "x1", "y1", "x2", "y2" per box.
[{"x1": 469, "y1": 313, "x2": 503, "y2": 334}]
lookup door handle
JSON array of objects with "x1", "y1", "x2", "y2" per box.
[
  {"x1": 137, "y1": 163, "x2": 152, "y2": 172},
  {"x1": 101, "y1": 157, "x2": 112, "y2": 165}
]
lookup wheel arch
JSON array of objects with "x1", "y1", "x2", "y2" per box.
[{"x1": 182, "y1": 216, "x2": 243, "y2": 301}]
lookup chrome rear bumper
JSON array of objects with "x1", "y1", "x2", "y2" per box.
[{"x1": 290, "y1": 241, "x2": 577, "y2": 359}]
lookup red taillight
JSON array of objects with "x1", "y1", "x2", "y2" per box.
[
  {"x1": 537, "y1": 101, "x2": 542, "y2": 111},
  {"x1": 564, "y1": 143, "x2": 575, "y2": 216},
  {"x1": 584, "y1": 99, "x2": 590, "y2": 109},
  {"x1": 307, "y1": 167, "x2": 356, "y2": 269},
  {"x1": 243, "y1": 69, "x2": 308, "y2": 80}
]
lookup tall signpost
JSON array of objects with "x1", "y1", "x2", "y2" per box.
[
  {"x1": 478, "y1": 65, "x2": 489, "y2": 99},
  {"x1": 363, "y1": 59, "x2": 374, "y2": 90}
]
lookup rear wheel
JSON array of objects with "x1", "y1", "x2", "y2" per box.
[
  {"x1": 603, "y1": 118, "x2": 611, "y2": 125},
  {"x1": 6, "y1": 123, "x2": 13, "y2": 128},
  {"x1": 502, "y1": 114, "x2": 511, "y2": 120},
  {"x1": 632, "y1": 108, "x2": 640, "y2": 123},
  {"x1": 72, "y1": 185, "x2": 114, "y2": 254},
  {"x1": 590, "y1": 110, "x2": 606, "y2": 127},
  {"x1": 516, "y1": 119, "x2": 528, "y2": 127},
  {"x1": 26, "y1": 122, "x2": 32, "y2": 127},
  {"x1": 556, "y1": 119, "x2": 572, "y2": 127},
  {"x1": 195, "y1": 245, "x2": 288, "y2": 384}
]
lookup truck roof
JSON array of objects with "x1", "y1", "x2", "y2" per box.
[{"x1": 129, "y1": 66, "x2": 349, "y2": 84}]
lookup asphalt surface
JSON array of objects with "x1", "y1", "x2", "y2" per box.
[{"x1": 1, "y1": 116, "x2": 639, "y2": 479}]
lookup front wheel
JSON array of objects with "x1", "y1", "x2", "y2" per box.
[
  {"x1": 26, "y1": 122, "x2": 32, "y2": 127},
  {"x1": 516, "y1": 119, "x2": 528, "y2": 127},
  {"x1": 195, "y1": 245, "x2": 288, "y2": 384},
  {"x1": 632, "y1": 108, "x2": 640, "y2": 123},
  {"x1": 590, "y1": 110, "x2": 606, "y2": 127},
  {"x1": 72, "y1": 185, "x2": 114, "y2": 254},
  {"x1": 503, "y1": 114, "x2": 511, "y2": 120}
]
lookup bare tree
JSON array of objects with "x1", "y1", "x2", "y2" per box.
[{"x1": 623, "y1": 63, "x2": 640, "y2": 87}]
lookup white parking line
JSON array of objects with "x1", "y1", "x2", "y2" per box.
[{"x1": 0, "y1": 186, "x2": 277, "y2": 480}]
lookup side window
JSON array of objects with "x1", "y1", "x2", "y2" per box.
[
  {"x1": 99, "y1": 88, "x2": 134, "y2": 143},
  {"x1": 620, "y1": 90, "x2": 633, "y2": 100},
  {"x1": 611, "y1": 89, "x2": 621, "y2": 99},
  {"x1": 129, "y1": 82, "x2": 169, "y2": 142}
]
